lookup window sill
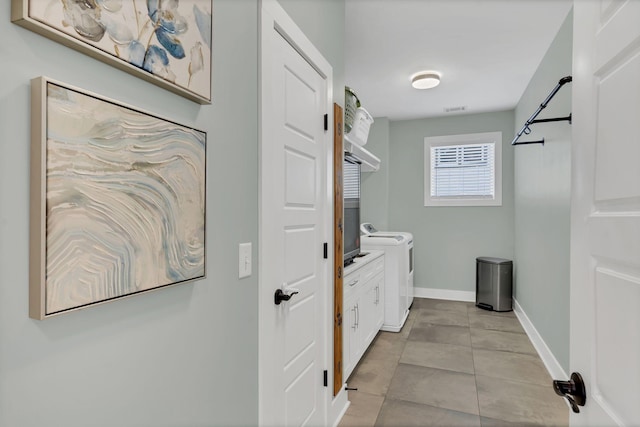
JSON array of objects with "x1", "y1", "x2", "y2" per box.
[{"x1": 424, "y1": 198, "x2": 502, "y2": 207}]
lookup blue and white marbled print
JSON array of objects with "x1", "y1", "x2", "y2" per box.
[{"x1": 45, "y1": 83, "x2": 205, "y2": 314}]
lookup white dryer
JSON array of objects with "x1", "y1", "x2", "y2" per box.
[{"x1": 360, "y1": 223, "x2": 414, "y2": 332}]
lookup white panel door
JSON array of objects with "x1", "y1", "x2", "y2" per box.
[
  {"x1": 570, "y1": 0, "x2": 640, "y2": 424},
  {"x1": 259, "y1": 1, "x2": 332, "y2": 426}
]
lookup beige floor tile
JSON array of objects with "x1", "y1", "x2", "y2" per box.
[
  {"x1": 347, "y1": 356, "x2": 398, "y2": 396},
  {"x1": 468, "y1": 311, "x2": 525, "y2": 333},
  {"x1": 339, "y1": 413, "x2": 369, "y2": 427},
  {"x1": 342, "y1": 298, "x2": 560, "y2": 427},
  {"x1": 413, "y1": 298, "x2": 473, "y2": 313},
  {"x1": 362, "y1": 331, "x2": 407, "y2": 363},
  {"x1": 473, "y1": 349, "x2": 551, "y2": 386},
  {"x1": 339, "y1": 391, "x2": 385, "y2": 427},
  {"x1": 470, "y1": 328, "x2": 537, "y2": 355},
  {"x1": 407, "y1": 305, "x2": 420, "y2": 321},
  {"x1": 396, "y1": 309, "x2": 416, "y2": 339},
  {"x1": 387, "y1": 364, "x2": 479, "y2": 415},
  {"x1": 480, "y1": 417, "x2": 540, "y2": 426},
  {"x1": 408, "y1": 323, "x2": 472, "y2": 347},
  {"x1": 468, "y1": 305, "x2": 516, "y2": 318},
  {"x1": 476, "y1": 375, "x2": 569, "y2": 426},
  {"x1": 375, "y1": 399, "x2": 481, "y2": 427},
  {"x1": 401, "y1": 340, "x2": 474, "y2": 374},
  {"x1": 416, "y1": 308, "x2": 470, "y2": 327}
]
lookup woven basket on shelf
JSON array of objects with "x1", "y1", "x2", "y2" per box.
[{"x1": 344, "y1": 86, "x2": 360, "y2": 134}]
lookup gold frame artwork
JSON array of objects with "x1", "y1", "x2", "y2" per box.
[
  {"x1": 13, "y1": 0, "x2": 212, "y2": 104},
  {"x1": 30, "y1": 77, "x2": 207, "y2": 319}
]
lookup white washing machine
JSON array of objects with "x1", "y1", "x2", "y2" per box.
[{"x1": 360, "y1": 223, "x2": 414, "y2": 332}]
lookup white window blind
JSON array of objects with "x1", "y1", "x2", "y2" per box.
[
  {"x1": 424, "y1": 131, "x2": 502, "y2": 207},
  {"x1": 430, "y1": 143, "x2": 495, "y2": 198},
  {"x1": 343, "y1": 159, "x2": 360, "y2": 199}
]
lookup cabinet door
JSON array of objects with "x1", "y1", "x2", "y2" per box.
[
  {"x1": 362, "y1": 282, "x2": 377, "y2": 347},
  {"x1": 373, "y1": 273, "x2": 385, "y2": 330},
  {"x1": 343, "y1": 295, "x2": 360, "y2": 380},
  {"x1": 349, "y1": 296, "x2": 362, "y2": 376}
]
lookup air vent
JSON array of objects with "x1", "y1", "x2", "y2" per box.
[{"x1": 444, "y1": 106, "x2": 467, "y2": 113}]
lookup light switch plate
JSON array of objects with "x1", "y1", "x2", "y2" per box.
[{"x1": 239, "y1": 242, "x2": 252, "y2": 279}]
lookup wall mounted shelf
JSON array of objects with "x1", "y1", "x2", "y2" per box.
[{"x1": 344, "y1": 133, "x2": 381, "y2": 171}]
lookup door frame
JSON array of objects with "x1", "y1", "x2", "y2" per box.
[{"x1": 258, "y1": 0, "x2": 334, "y2": 424}]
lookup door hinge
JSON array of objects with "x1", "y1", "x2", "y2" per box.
[
  {"x1": 324, "y1": 114, "x2": 328, "y2": 131},
  {"x1": 323, "y1": 242, "x2": 328, "y2": 259},
  {"x1": 323, "y1": 370, "x2": 328, "y2": 387}
]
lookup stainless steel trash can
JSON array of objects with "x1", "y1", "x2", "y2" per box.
[{"x1": 476, "y1": 257, "x2": 513, "y2": 312}]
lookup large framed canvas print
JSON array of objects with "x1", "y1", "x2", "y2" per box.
[
  {"x1": 30, "y1": 77, "x2": 206, "y2": 319},
  {"x1": 12, "y1": 1, "x2": 212, "y2": 104}
]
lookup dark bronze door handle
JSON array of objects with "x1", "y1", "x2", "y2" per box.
[
  {"x1": 274, "y1": 289, "x2": 299, "y2": 305},
  {"x1": 553, "y1": 372, "x2": 586, "y2": 413}
]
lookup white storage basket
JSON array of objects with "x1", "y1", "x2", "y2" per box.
[{"x1": 345, "y1": 107, "x2": 374, "y2": 146}]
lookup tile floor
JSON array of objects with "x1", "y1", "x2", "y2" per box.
[{"x1": 339, "y1": 298, "x2": 569, "y2": 427}]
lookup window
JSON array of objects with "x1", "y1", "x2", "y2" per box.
[
  {"x1": 424, "y1": 131, "x2": 502, "y2": 207},
  {"x1": 343, "y1": 156, "x2": 361, "y2": 200}
]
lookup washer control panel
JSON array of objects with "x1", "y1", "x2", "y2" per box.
[{"x1": 360, "y1": 223, "x2": 378, "y2": 235}]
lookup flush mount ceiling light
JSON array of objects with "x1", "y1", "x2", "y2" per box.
[{"x1": 411, "y1": 71, "x2": 441, "y2": 89}]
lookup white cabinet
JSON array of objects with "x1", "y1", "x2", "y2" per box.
[
  {"x1": 343, "y1": 291, "x2": 362, "y2": 377},
  {"x1": 343, "y1": 251, "x2": 385, "y2": 380}
]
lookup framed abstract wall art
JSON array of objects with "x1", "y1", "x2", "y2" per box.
[
  {"x1": 12, "y1": 1, "x2": 212, "y2": 104},
  {"x1": 30, "y1": 77, "x2": 206, "y2": 319}
]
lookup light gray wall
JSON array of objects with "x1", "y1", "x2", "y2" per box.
[
  {"x1": 383, "y1": 112, "x2": 515, "y2": 292},
  {"x1": 0, "y1": 2, "x2": 258, "y2": 426},
  {"x1": 514, "y1": 11, "x2": 573, "y2": 372},
  {"x1": 361, "y1": 118, "x2": 390, "y2": 230},
  {"x1": 0, "y1": 1, "x2": 344, "y2": 425}
]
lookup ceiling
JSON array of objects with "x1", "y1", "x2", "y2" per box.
[{"x1": 344, "y1": 0, "x2": 573, "y2": 121}]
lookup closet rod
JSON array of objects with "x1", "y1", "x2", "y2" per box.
[{"x1": 512, "y1": 76, "x2": 572, "y2": 146}]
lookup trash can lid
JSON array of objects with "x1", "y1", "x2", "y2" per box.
[{"x1": 476, "y1": 256, "x2": 512, "y2": 265}]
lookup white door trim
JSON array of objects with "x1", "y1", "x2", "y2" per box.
[{"x1": 258, "y1": 1, "x2": 334, "y2": 425}]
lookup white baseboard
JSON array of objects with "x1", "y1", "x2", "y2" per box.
[
  {"x1": 413, "y1": 287, "x2": 475, "y2": 302},
  {"x1": 330, "y1": 388, "x2": 350, "y2": 427},
  {"x1": 513, "y1": 298, "x2": 567, "y2": 380}
]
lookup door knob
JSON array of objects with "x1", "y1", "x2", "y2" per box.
[
  {"x1": 553, "y1": 372, "x2": 586, "y2": 413},
  {"x1": 274, "y1": 288, "x2": 299, "y2": 305}
]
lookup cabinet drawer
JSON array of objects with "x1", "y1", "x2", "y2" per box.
[
  {"x1": 343, "y1": 271, "x2": 361, "y2": 298},
  {"x1": 371, "y1": 257, "x2": 384, "y2": 275},
  {"x1": 361, "y1": 265, "x2": 375, "y2": 283},
  {"x1": 361, "y1": 256, "x2": 384, "y2": 283}
]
